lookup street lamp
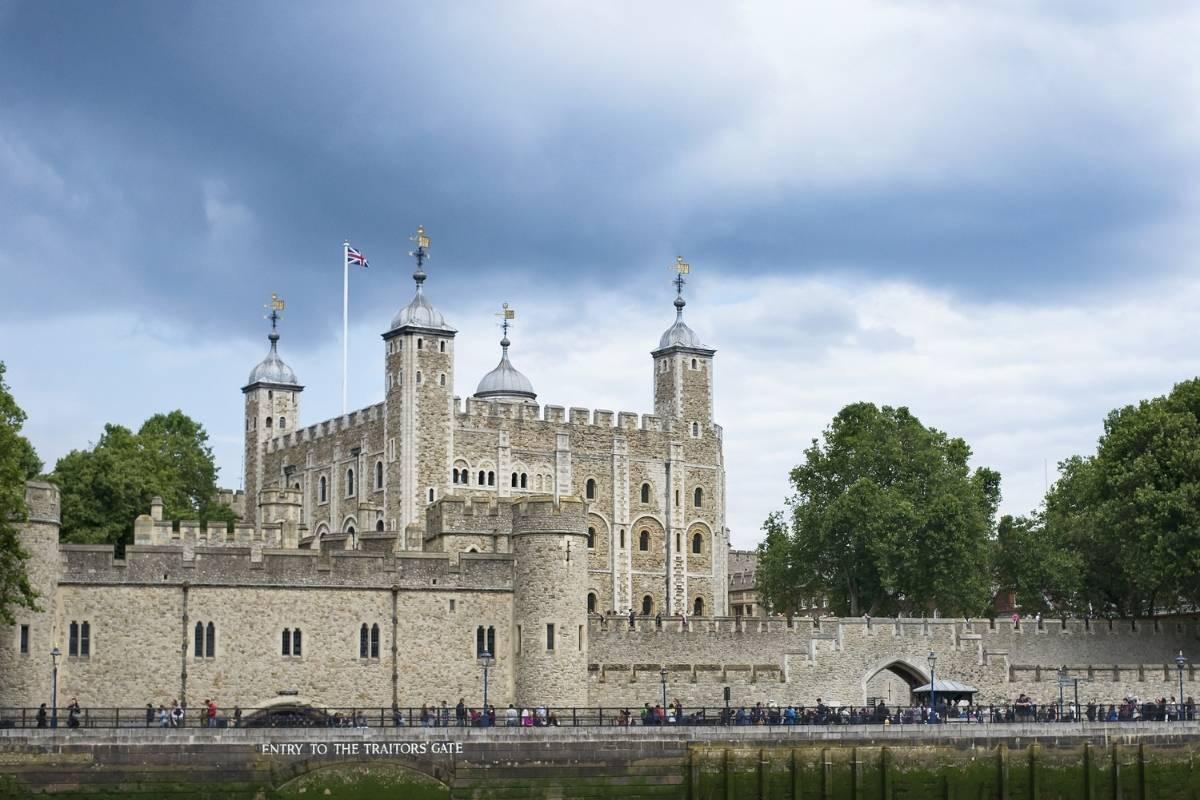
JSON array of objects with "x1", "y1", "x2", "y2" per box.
[
  {"x1": 480, "y1": 651, "x2": 493, "y2": 723},
  {"x1": 50, "y1": 647, "x2": 61, "y2": 730},
  {"x1": 1176, "y1": 651, "x2": 1187, "y2": 721},
  {"x1": 660, "y1": 669, "x2": 668, "y2": 722},
  {"x1": 927, "y1": 651, "x2": 937, "y2": 724}
]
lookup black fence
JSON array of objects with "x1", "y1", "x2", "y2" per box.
[{"x1": 2, "y1": 701, "x2": 1196, "y2": 730}]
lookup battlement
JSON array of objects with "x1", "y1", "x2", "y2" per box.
[
  {"x1": 58, "y1": 542, "x2": 515, "y2": 590},
  {"x1": 22, "y1": 481, "x2": 60, "y2": 525},
  {"x1": 511, "y1": 494, "x2": 587, "y2": 534},
  {"x1": 425, "y1": 495, "x2": 512, "y2": 538},
  {"x1": 453, "y1": 397, "x2": 674, "y2": 435},
  {"x1": 266, "y1": 402, "x2": 385, "y2": 453}
]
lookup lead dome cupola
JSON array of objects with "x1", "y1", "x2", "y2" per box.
[
  {"x1": 387, "y1": 224, "x2": 456, "y2": 335},
  {"x1": 245, "y1": 299, "x2": 301, "y2": 389},
  {"x1": 474, "y1": 304, "x2": 536, "y2": 403}
]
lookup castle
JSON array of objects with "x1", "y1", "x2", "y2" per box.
[{"x1": 2, "y1": 232, "x2": 1197, "y2": 715}]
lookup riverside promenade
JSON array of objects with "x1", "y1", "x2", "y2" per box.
[{"x1": 5, "y1": 722, "x2": 1200, "y2": 798}]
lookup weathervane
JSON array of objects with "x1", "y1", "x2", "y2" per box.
[
  {"x1": 264, "y1": 293, "x2": 286, "y2": 332},
  {"x1": 496, "y1": 302, "x2": 515, "y2": 337},
  {"x1": 673, "y1": 255, "x2": 690, "y2": 296},
  {"x1": 408, "y1": 224, "x2": 431, "y2": 278}
]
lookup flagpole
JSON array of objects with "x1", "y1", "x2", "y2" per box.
[{"x1": 342, "y1": 240, "x2": 349, "y2": 414}]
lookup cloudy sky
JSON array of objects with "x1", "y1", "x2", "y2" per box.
[{"x1": 3, "y1": 2, "x2": 1199, "y2": 547}]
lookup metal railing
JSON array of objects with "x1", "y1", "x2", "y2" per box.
[{"x1": 1, "y1": 702, "x2": 1196, "y2": 730}]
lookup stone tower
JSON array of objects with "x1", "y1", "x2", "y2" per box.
[
  {"x1": 382, "y1": 226, "x2": 456, "y2": 545},
  {"x1": 242, "y1": 303, "x2": 302, "y2": 526},
  {"x1": 510, "y1": 496, "x2": 589, "y2": 709},
  {"x1": 0, "y1": 482, "x2": 60, "y2": 709},
  {"x1": 651, "y1": 261, "x2": 718, "y2": 614}
]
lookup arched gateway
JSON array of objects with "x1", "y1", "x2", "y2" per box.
[{"x1": 861, "y1": 657, "x2": 930, "y2": 706}]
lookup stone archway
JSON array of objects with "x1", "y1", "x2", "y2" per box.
[{"x1": 861, "y1": 656, "x2": 929, "y2": 706}]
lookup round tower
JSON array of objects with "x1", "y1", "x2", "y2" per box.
[
  {"x1": 510, "y1": 495, "x2": 589, "y2": 709},
  {"x1": 0, "y1": 481, "x2": 61, "y2": 709}
]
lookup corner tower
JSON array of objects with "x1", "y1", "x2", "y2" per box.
[
  {"x1": 652, "y1": 257, "x2": 716, "y2": 430},
  {"x1": 242, "y1": 296, "x2": 303, "y2": 525},
  {"x1": 382, "y1": 226, "x2": 456, "y2": 544}
]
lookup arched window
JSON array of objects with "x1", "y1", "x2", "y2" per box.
[
  {"x1": 266, "y1": 417, "x2": 272, "y2": 429},
  {"x1": 279, "y1": 416, "x2": 286, "y2": 429},
  {"x1": 475, "y1": 626, "x2": 486, "y2": 657},
  {"x1": 375, "y1": 461, "x2": 383, "y2": 490},
  {"x1": 360, "y1": 624, "x2": 369, "y2": 658},
  {"x1": 293, "y1": 629, "x2": 302, "y2": 656},
  {"x1": 488, "y1": 471, "x2": 495, "y2": 486},
  {"x1": 439, "y1": 374, "x2": 446, "y2": 386},
  {"x1": 586, "y1": 479, "x2": 596, "y2": 499},
  {"x1": 376, "y1": 519, "x2": 384, "y2": 531},
  {"x1": 693, "y1": 597, "x2": 704, "y2": 616},
  {"x1": 206, "y1": 621, "x2": 215, "y2": 658},
  {"x1": 587, "y1": 593, "x2": 597, "y2": 613},
  {"x1": 692, "y1": 421, "x2": 699, "y2": 437},
  {"x1": 587, "y1": 527, "x2": 595, "y2": 549},
  {"x1": 80, "y1": 622, "x2": 89, "y2": 656},
  {"x1": 692, "y1": 532, "x2": 703, "y2": 554},
  {"x1": 619, "y1": 529, "x2": 625, "y2": 548},
  {"x1": 69, "y1": 621, "x2": 78, "y2": 656},
  {"x1": 371, "y1": 623, "x2": 380, "y2": 658},
  {"x1": 694, "y1": 487, "x2": 703, "y2": 507},
  {"x1": 319, "y1": 476, "x2": 327, "y2": 503},
  {"x1": 640, "y1": 483, "x2": 650, "y2": 503},
  {"x1": 281, "y1": 629, "x2": 291, "y2": 656},
  {"x1": 691, "y1": 358, "x2": 698, "y2": 369},
  {"x1": 452, "y1": 468, "x2": 460, "y2": 484},
  {"x1": 416, "y1": 337, "x2": 423, "y2": 350},
  {"x1": 268, "y1": 390, "x2": 274, "y2": 400},
  {"x1": 346, "y1": 468, "x2": 355, "y2": 497},
  {"x1": 439, "y1": 340, "x2": 446, "y2": 353},
  {"x1": 194, "y1": 622, "x2": 203, "y2": 657},
  {"x1": 639, "y1": 530, "x2": 650, "y2": 551},
  {"x1": 428, "y1": 487, "x2": 435, "y2": 503},
  {"x1": 520, "y1": 473, "x2": 527, "y2": 488},
  {"x1": 511, "y1": 472, "x2": 518, "y2": 488},
  {"x1": 478, "y1": 470, "x2": 486, "y2": 485},
  {"x1": 346, "y1": 525, "x2": 355, "y2": 535},
  {"x1": 487, "y1": 626, "x2": 495, "y2": 655},
  {"x1": 676, "y1": 532, "x2": 681, "y2": 550},
  {"x1": 642, "y1": 595, "x2": 653, "y2": 615}
]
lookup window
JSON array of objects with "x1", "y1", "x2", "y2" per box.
[
  {"x1": 675, "y1": 489, "x2": 680, "y2": 506},
  {"x1": 279, "y1": 417, "x2": 286, "y2": 429},
  {"x1": 676, "y1": 532, "x2": 681, "y2": 550},
  {"x1": 428, "y1": 487, "x2": 435, "y2": 503},
  {"x1": 586, "y1": 479, "x2": 596, "y2": 499},
  {"x1": 194, "y1": 622, "x2": 203, "y2": 657},
  {"x1": 268, "y1": 390, "x2": 274, "y2": 400},
  {"x1": 478, "y1": 470, "x2": 486, "y2": 485},
  {"x1": 416, "y1": 371, "x2": 422, "y2": 384},
  {"x1": 80, "y1": 622, "x2": 89, "y2": 657},
  {"x1": 619, "y1": 529, "x2": 625, "y2": 548},
  {"x1": 488, "y1": 471, "x2": 495, "y2": 486},
  {"x1": 587, "y1": 527, "x2": 595, "y2": 549},
  {"x1": 319, "y1": 476, "x2": 327, "y2": 503},
  {"x1": 206, "y1": 622, "x2": 215, "y2": 658},
  {"x1": 266, "y1": 417, "x2": 272, "y2": 429},
  {"x1": 511, "y1": 472, "x2": 518, "y2": 488},
  {"x1": 282, "y1": 628, "x2": 302, "y2": 657},
  {"x1": 694, "y1": 487, "x2": 703, "y2": 507},
  {"x1": 640, "y1": 483, "x2": 650, "y2": 503},
  {"x1": 694, "y1": 597, "x2": 704, "y2": 616},
  {"x1": 346, "y1": 468, "x2": 355, "y2": 497},
  {"x1": 691, "y1": 358, "x2": 698, "y2": 369},
  {"x1": 376, "y1": 519, "x2": 384, "y2": 531},
  {"x1": 520, "y1": 473, "x2": 527, "y2": 488},
  {"x1": 375, "y1": 461, "x2": 384, "y2": 490},
  {"x1": 546, "y1": 623, "x2": 555, "y2": 651},
  {"x1": 293, "y1": 629, "x2": 302, "y2": 656},
  {"x1": 639, "y1": 530, "x2": 650, "y2": 551},
  {"x1": 642, "y1": 595, "x2": 653, "y2": 615},
  {"x1": 452, "y1": 468, "x2": 460, "y2": 484},
  {"x1": 282, "y1": 629, "x2": 291, "y2": 656},
  {"x1": 475, "y1": 625, "x2": 495, "y2": 657},
  {"x1": 692, "y1": 422, "x2": 699, "y2": 437},
  {"x1": 439, "y1": 374, "x2": 446, "y2": 386},
  {"x1": 19, "y1": 624, "x2": 29, "y2": 654},
  {"x1": 692, "y1": 532, "x2": 703, "y2": 554},
  {"x1": 417, "y1": 338, "x2": 423, "y2": 350},
  {"x1": 371, "y1": 624, "x2": 380, "y2": 658},
  {"x1": 69, "y1": 621, "x2": 79, "y2": 656},
  {"x1": 439, "y1": 340, "x2": 446, "y2": 353},
  {"x1": 587, "y1": 593, "x2": 597, "y2": 613},
  {"x1": 360, "y1": 624, "x2": 369, "y2": 659}
]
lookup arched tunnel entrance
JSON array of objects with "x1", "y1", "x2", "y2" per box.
[{"x1": 862, "y1": 658, "x2": 929, "y2": 707}]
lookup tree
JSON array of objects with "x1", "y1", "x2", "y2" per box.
[
  {"x1": 1044, "y1": 378, "x2": 1200, "y2": 616},
  {"x1": 993, "y1": 512, "x2": 1081, "y2": 615},
  {"x1": 52, "y1": 410, "x2": 235, "y2": 548},
  {"x1": 0, "y1": 361, "x2": 42, "y2": 624},
  {"x1": 758, "y1": 402, "x2": 999, "y2": 617}
]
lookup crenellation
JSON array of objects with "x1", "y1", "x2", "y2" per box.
[
  {"x1": 617, "y1": 411, "x2": 637, "y2": 429},
  {"x1": 544, "y1": 404, "x2": 565, "y2": 423},
  {"x1": 570, "y1": 407, "x2": 589, "y2": 425}
]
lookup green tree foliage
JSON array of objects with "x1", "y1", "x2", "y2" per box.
[
  {"x1": 0, "y1": 362, "x2": 42, "y2": 624},
  {"x1": 758, "y1": 402, "x2": 999, "y2": 617},
  {"x1": 1045, "y1": 378, "x2": 1200, "y2": 616},
  {"x1": 992, "y1": 512, "x2": 1081, "y2": 615},
  {"x1": 52, "y1": 410, "x2": 235, "y2": 548}
]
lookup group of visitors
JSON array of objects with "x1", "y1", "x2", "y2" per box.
[
  {"x1": 145, "y1": 698, "x2": 240, "y2": 728},
  {"x1": 33, "y1": 698, "x2": 80, "y2": 728}
]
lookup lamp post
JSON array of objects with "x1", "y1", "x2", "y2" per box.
[
  {"x1": 660, "y1": 669, "x2": 668, "y2": 722},
  {"x1": 480, "y1": 650, "x2": 493, "y2": 724},
  {"x1": 1176, "y1": 651, "x2": 1187, "y2": 721},
  {"x1": 927, "y1": 651, "x2": 937, "y2": 724},
  {"x1": 50, "y1": 647, "x2": 61, "y2": 730},
  {"x1": 1058, "y1": 666, "x2": 1067, "y2": 722}
]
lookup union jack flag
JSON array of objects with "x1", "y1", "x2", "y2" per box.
[{"x1": 347, "y1": 245, "x2": 368, "y2": 268}]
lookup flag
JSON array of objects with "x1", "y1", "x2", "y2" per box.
[{"x1": 347, "y1": 245, "x2": 368, "y2": 268}]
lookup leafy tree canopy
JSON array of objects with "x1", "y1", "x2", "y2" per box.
[
  {"x1": 1045, "y1": 378, "x2": 1200, "y2": 616},
  {"x1": 0, "y1": 361, "x2": 41, "y2": 624},
  {"x1": 992, "y1": 512, "x2": 1081, "y2": 615},
  {"x1": 758, "y1": 402, "x2": 999, "y2": 617},
  {"x1": 52, "y1": 410, "x2": 235, "y2": 548}
]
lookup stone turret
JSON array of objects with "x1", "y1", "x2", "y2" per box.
[
  {"x1": 510, "y1": 495, "x2": 589, "y2": 708},
  {"x1": 0, "y1": 481, "x2": 61, "y2": 709}
]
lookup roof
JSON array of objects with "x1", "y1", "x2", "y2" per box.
[{"x1": 912, "y1": 679, "x2": 979, "y2": 694}]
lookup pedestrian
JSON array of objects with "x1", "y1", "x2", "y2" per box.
[
  {"x1": 36, "y1": 703, "x2": 47, "y2": 728},
  {"x1": 628, "y1": 608, "x2": 636, "y2": 629},
  {"x1": 170, "y1": 700, "x2": 183, "y2": 728},
  {"x1": 456, "y1": 697, "x2": 467, "y2": 727},
  {"x1": 207, "y1": 698, "x2": 217, "y2": 728},
  {"x1": 67, "y1": 698, "x2": 81, "y2": 729},
  {"x1": 145, "y1": 703, "x2": 155, "y2": 728},
  {"x1": 233, "y1": 706, "x2": 242, "y2": 728},
  {"x1": 505, "y1": 704, "x2": 518, "y2": 727}
]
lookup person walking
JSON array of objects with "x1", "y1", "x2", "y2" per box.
[
  {"x1": 207, "y1": 698, "x2": 218, "y2": 729},
  {"x1": 36, "y1": 704, "x2": 47, "y2": 728},
  {"x1": 456, "y1": 698, "x2": 467, "y2": 727}
]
